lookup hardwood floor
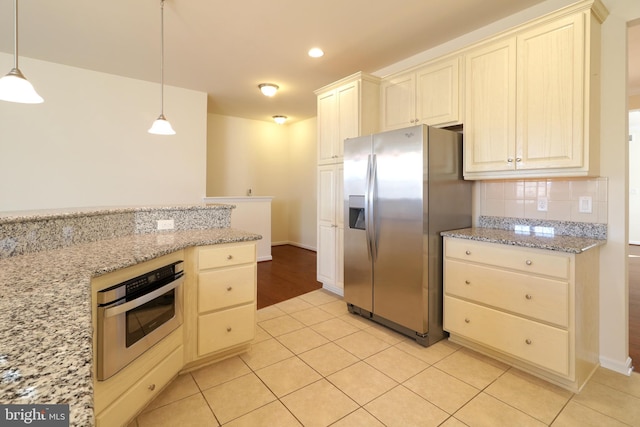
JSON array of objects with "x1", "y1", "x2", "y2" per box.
[
  {"x1": 630, "y1": 244, "x2": 640, "y2": 367},
  {"x1": 257, "y1": 244, "x2": 322, "y2": 309}
]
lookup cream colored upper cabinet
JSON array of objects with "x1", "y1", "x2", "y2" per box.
[
  {"x1": 381, "y1": 57, "x2": 461, "y2": 131},
  {"x1": 315, "y1": 73, "x2": 380, "y2": 165},
  {"x1": 464, "y1": 2, "x2": 605, "y2": 180}
]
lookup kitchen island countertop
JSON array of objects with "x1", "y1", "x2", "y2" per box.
[{"x1": 0, "y1": 227, "x2": 260, "y2": 426}]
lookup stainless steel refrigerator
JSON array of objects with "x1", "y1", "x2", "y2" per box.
[{"x1": 344, "y1": 124, "x2": 471, "y2": 346}]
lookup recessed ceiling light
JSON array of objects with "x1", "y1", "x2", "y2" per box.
[
  {"x1": 273, "y1": 115, "x2": 288, "y2": 124},
  {"x1": 308, "y1": 47, "x2": 324, "y2": 58},
  {"x1": 258, "y1": 83, "x2": 279, "y2": 97}
]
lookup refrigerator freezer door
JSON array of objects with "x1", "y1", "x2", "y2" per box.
[
  {"x1": 372, "y1": 126, "x2": 427, "y2": 333},
  {"x1": 343, "y1": 135, "x2": 373, "y2": 312}
]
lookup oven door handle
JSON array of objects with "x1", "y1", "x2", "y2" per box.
[{"x1": 102, "y1": 276, "x2": 184, "y2": 318}]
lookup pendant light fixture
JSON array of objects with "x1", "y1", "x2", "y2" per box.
[
  {"x1": 0, "y1": 0, "x2": 43, "y2": 104},
  {"x1": 148, "y1": 0, "x2": 175, "y2": 135}
]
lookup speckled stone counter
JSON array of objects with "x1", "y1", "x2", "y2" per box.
[
  {"x1": 0, "y1": 206, "x2": 260, "y2": 426},
  {"x1": 441, "y1": 227, "x2": 604, "y2": 254}
]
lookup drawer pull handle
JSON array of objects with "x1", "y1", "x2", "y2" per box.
[
  {"x1": 465, "y1": 250, "x2": 471, "y2": 255},
  {"x1": 227, "y1": 286, "x2": 233, "y2": 291},
  {"x1": 465, "y1": 280, "x2": 471, "y2": 285},
  {"x1": 148, "y1": 384, "x2": 156, "y2": 391},
  {"x1": 525, "y1": 339, "x2": 532, "y2": 345},
  {"x1": 525, "y1": 259, "x2": 532, "y2": 266},
  {"x1": 464, "y1": 318, "x2": 470, "y2": 323},
  {"x1": 227, "y1": 255, "x2": 233, "y2": 260},
  {"x1": 226, "y1": 326, "x2": 232, "y2": 332},
  {"x1": 525, "y1": 294, "x2": 532, "y2": 300}
]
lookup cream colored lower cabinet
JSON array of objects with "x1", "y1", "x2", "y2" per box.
[
  {"x1": 183, "y1": 242, "x2": 257, "y2": 368},
  {"x1": 443, "y1": 237, "x2": 599, "y2": 392}
]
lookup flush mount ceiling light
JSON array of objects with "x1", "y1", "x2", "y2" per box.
[
  {"x1": 273, "y1": 115, "x2": 287, "y2": 125},
  {"x1": 308, "y1": 47, "x2": 324, "y2": 58},
  {"x1": 258, "y1": 83, "x2": 279, "y2": 97},
  {"x1": 148, "y1": 0, "x2": 175, "y2": 135},
  {"x1": 0, "y1": 0, "x2": 44, "y2": 104}
]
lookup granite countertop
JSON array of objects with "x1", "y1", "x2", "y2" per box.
[
  {"x1": 441, "y1": 227, "x2": 605, "y2": 254},
  {"x1": 0, "y1": 227, "x2": 260, "y2": 426}
]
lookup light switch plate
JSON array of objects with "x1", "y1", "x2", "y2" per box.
[
  {"x1": 537, "y1": 197, "x2": 548, "y2": 212},
  {"x1": 578, "y1": 196, "x2": 593, "y2": 213}
]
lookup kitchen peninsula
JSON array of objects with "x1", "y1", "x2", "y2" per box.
[{"x1": 0, "y1": 205, "x2": 261, "y2": 426}]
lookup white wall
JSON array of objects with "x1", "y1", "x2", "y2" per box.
[
  {"x1": 631, "y1": 110, "x2": 640, "y2": 244},
  {"x1": 206, "y1": 114, "x2": 317, "y2": 250},
  {"x1": 0, "y1": 54, "x2": 207, "y2": 212}
]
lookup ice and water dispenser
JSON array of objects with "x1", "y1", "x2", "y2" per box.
[{"x1": 348, "y1": 195, "x2": 366, "y2": 230}]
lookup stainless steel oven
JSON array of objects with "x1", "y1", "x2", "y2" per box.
[{"x1": 96, "y1": 260, "x2": 184, "y2": 380}]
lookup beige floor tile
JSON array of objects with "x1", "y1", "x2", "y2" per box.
[
  {"x1": 256, "y1": 305, "x2": 287, "y2": 322},
  {"x1": 590, "y1": 367, "x2": 640, "y2": 399},
  {"x1": 298, "y1": 342, "x2": 359, "y2": 376},
  {"x1": 551, "y1": 400, "x2": 630, "y2": 427},
  {"x1": 276, "y1": 327, "x2": 329, "y2": 354},
  {"x1": 455, "y1": 392, "x2": 546, "y2": 427},
  {"x1": 434, "y1": 348, "x2": 508, "y2": 389},
  {"x1": 190, "y1": 356, "x2": 251, "y2": 391},
  {"x1": 319, "y1": 299, "x2": 350, "y2": 316},
  {"x1": 255, "y1": 356, "x2": 322, "y2": 397},
  {"x1": 137, "y1": 393, "x2": 218, "y2": 427},
  {"x1": 240, "y1": 338, "x2": 294, "y2": 370},
  {"x1": 364, "y1": 385, "x2": 449, "y2": 427},
  {"x1": 254, "y1": 324, "x2": 271, "y2": 342},
  {"x1": 328, "y1": 361, "x2": 398, "y2": 405},
  {"x1": 275, "y1": 297, "x2": 314, "y2": 314},
  {"x1": 571, "y1": 377, "x2": 640, "y2": 426},
  {"x1": 404, "y1": 366, "x2": 479, "y2": 414},
  {"x1": 142, "y1": 372, "x2": 200, "y2": 413},
  {"x1": 439, "y1": 417, "x2": 470, "y2": 427},
  {"x1": 281, "y1": 379, "x2": 359, "y2": 427},
  {"x1": 395, "y1": 338, "x2": 461, "y2": 365},
  {"x1": 334, "y1": 329, "x2": 392, "y2": 359},
  {"x1": 311, "y1": 317, "x2": 360, "y2": 341},
  {"x1": 223, "y1": 401, "x2": 302, "y2": 427},
  {"x1": 202, "y1": 373, "x2": 276, "y2": 424},
  {"x1": 362, "y1": 322, "x2": 406, "y2": 345},
  {"x1": 365, "y1": 346, "x2": 429, "y2": 382},
  {"x1": 331, "y1": 408, "x2": 385, "y2": 427},
  {"x1": 258, "y1": 315, "x2": 305, "y2": 337},
  {"x1": 290, "y1": 306, "x2": 335, "y2": 326},
  {"x1": 485, "y1": 369, "x2": 572, "y2": 424},
  {"x1": 337, "y1": 313, "x2": 376, "y2": 329},
  {"x1": 298, "y1": 289, "x2": 341, "y2": 306}
]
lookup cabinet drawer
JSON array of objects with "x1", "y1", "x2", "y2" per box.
[
  {"x1": 445, "y1": 238, "x2": 569, "y2": 279},
  {"x1": 199, "y1": 244, "x2": 256, "y2": 270},
  {"x1": 96, "y1": 345, "x2": 183, "y2": 427},
  {"x1": 444, "y1": 296, "x2": 569, "y2": 376},
  {"x1": 198, "y1": 264, "x2": 255, "y2": 313},
  {"x1": 445, "y1": 259, "x2": 569, "y2": 327},
  {"x1": 198, "y1": 304, "x2": 255, "y2": 356}
]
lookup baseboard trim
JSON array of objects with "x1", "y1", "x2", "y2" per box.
[
  {"x1": 272, "y1": 241, "x2": 317, "y2": 252},
  {"x1": 257, "y1": 255, "x2": 273, "y2": 262},
  {"x1": 599, "y1": 355, "x2": 634, "y2": 376},
  {"x1": 322, "y1": 283, "x2": 344, "y2": 297}
]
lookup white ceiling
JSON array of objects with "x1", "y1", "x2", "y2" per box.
[{"x1": 1, "y1": 0, "x2": 637, "y2": 123}]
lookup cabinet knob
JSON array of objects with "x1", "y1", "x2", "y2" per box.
[
  {"x1": 148, "y1": 384, "x2": 156, "y2": 391},
  {"x1": 227, "y1": 286, "x2": 233, "y2": 292},
  {"x1": 227, "y1": 254, "x2": 233, "y2": 260},
  {"x1": 507, "y1": 158, "x2": 514, "y2": 163},
  {"x1": 226, "y1": 326, "x2": 232, "y2": 332},
  {"x1": 525, "y1": 294, "x2": 532, "y2": 300},
  {"x1": 465, "y1": 250, "x2": 471, "y2": 255},
  {"x1": 516, "y1": 158, "x2": 522, "y2": 162},
  {"x1": 465, "y1": 280, "x2": 471, "y2": 285},
  {"x1": 464, "y1": 318, "x2": 470, "y2": 323},
  {"x1": 525, "y1": 339, "x2": 532, "y2": 345},
  {"x1": 525, "y1": 259, "x2": 532, "y2": 266}
]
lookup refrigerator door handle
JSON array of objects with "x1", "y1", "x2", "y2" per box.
[
  {"x1": 365, "y1": 154, "x2": 373, "y2": 260},
  {"x1": 369, "y1": 154, "x2": 378, "y2": 262}
]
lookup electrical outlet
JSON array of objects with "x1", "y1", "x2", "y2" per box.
[
  {"x1": 157, "y1": 219, "x2": 175, "y2": 230},
  {"x1": 537, "y1": 197, "x2": 548, "y2": 212},
  {"x1": 578, "y1": 196, "x2": 593, "y2": 213}
]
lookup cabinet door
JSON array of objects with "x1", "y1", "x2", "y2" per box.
[
  {"x1": 464, "y1": 38, "x2": 517, "y2": 173},
  {"x1": 317, "y1": 90, "x2": 338, "y2": 164},
  {"x1": 416, "y1": 57, "x2": 460, "y2": 126},
  {"x1": 318, "y1": 165, "x2": 336, "y2": 224},
  {"x1": 336, "y1": 82, "x2": 359, "y2": 161},
  {"x1": 317, "y1": 223, "x2": 337, "y2": 285},
  {"x1": 516, "y1": 14, "x2": 585, "y2": 170},
  {"x1": 380, "y1": 72, "x2": 416, "y2": 131}
]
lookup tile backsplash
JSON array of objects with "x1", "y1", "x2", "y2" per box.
[{"x1": 478, "y1": 177, "x2": 608, "y2": 224}]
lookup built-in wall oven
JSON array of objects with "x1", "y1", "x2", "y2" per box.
[{"x1": 96, "y1": 260, "x2": 184, "y2": 380}]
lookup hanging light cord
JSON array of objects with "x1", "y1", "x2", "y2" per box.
[
  {"x1": 159, "y1": 0, "x2": 166, "y2": 117},
  {"x1": 12, "y1": 0, "x2": 19, "y2": 70}
]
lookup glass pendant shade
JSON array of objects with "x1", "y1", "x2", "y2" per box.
[
  {"x1": 0, "y1": 68, "x2": 43, "y2": 103},
  {"x1": 148, "y1": 114, "x2": 176, "y2": 135},
  {"x1": 273, "y1": 115, "x2": 287, "y2": 124}
]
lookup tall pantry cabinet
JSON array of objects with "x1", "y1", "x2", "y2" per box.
[{"x1": 314, "y1": 73, "x2": 380, "y2": 295}]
